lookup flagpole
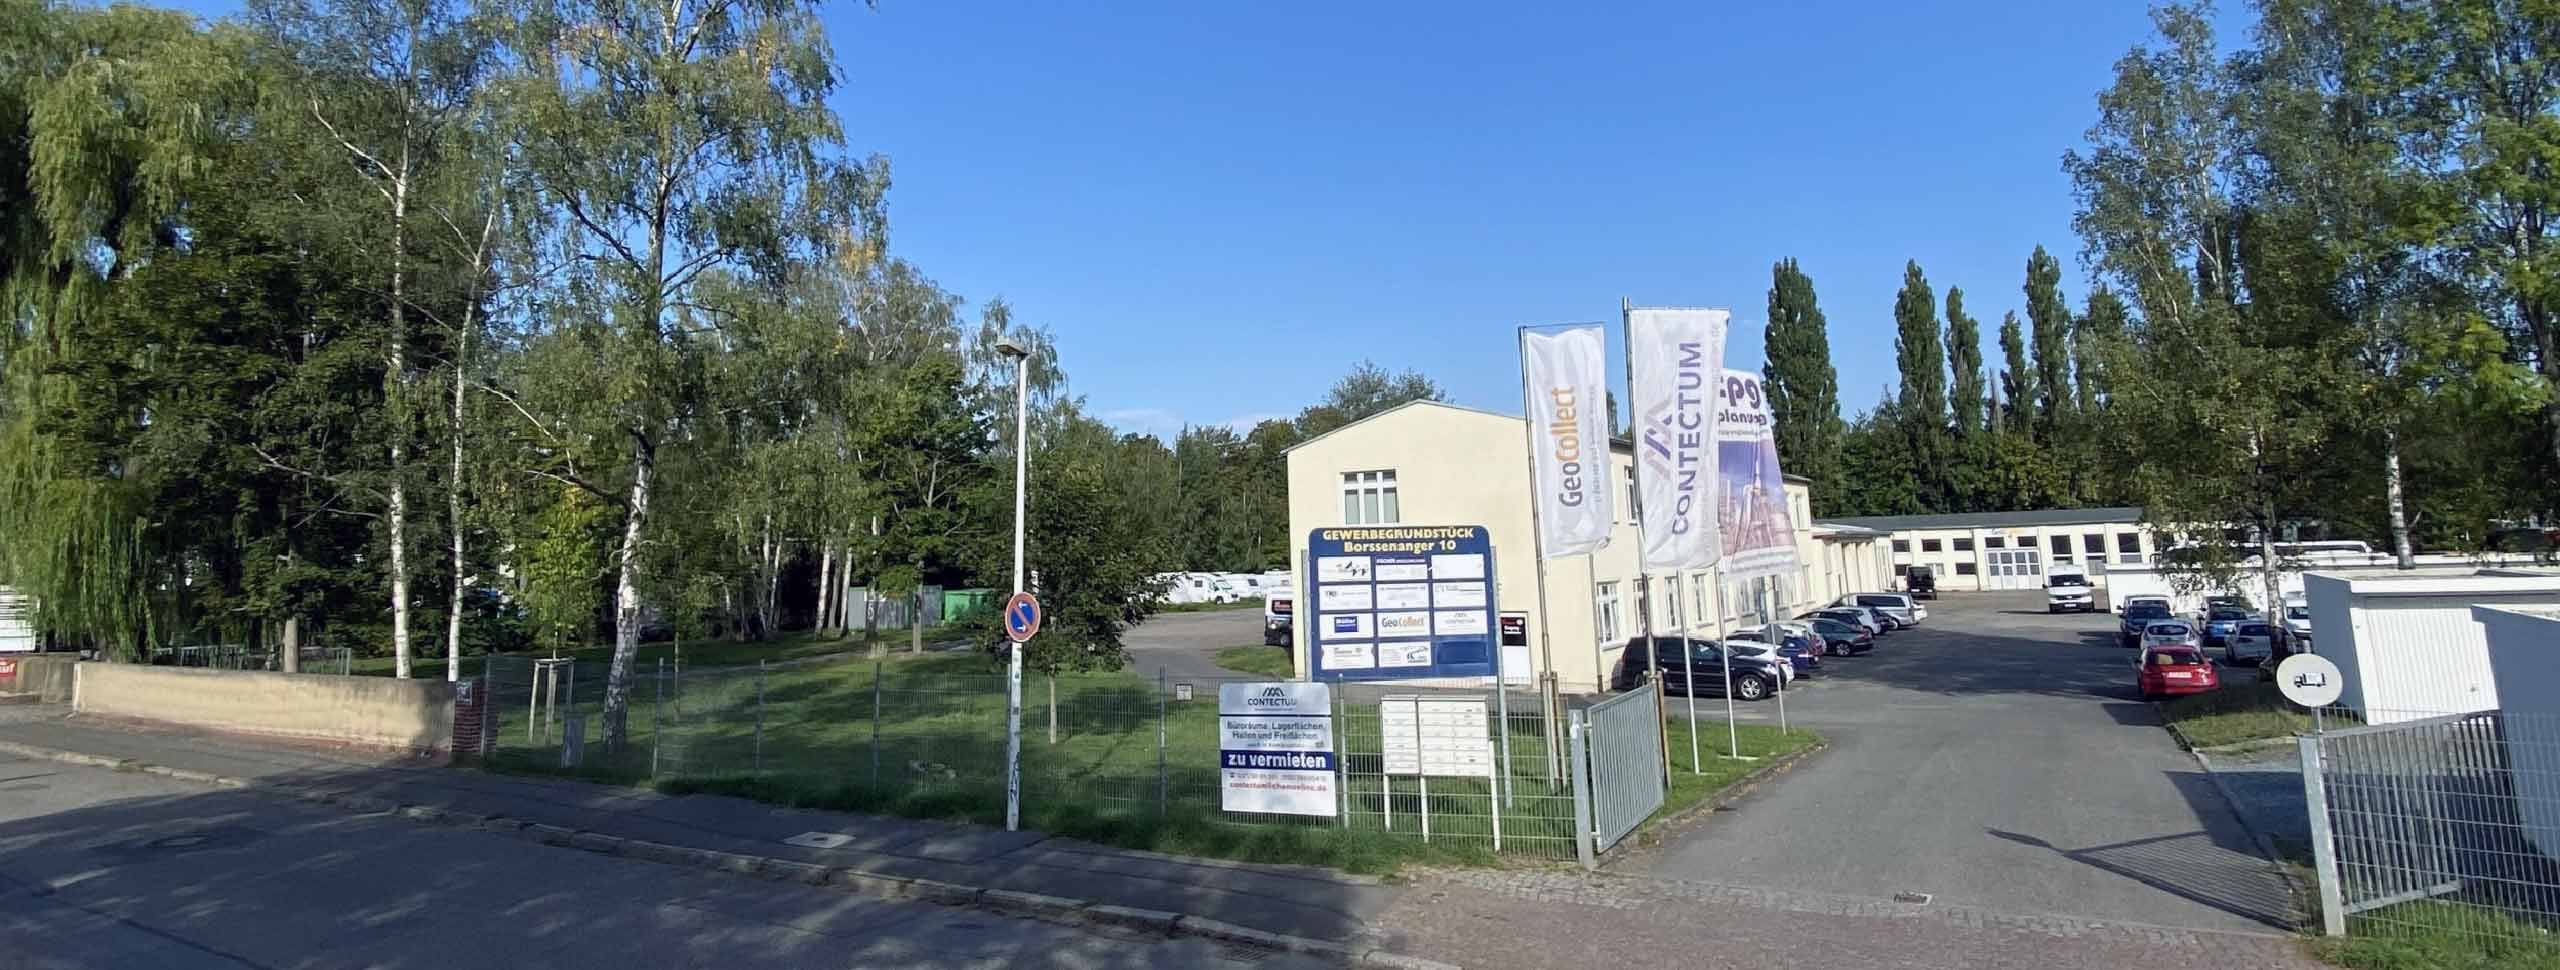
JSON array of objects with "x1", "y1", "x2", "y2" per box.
[
  {"x1": 1514, "y1": 326, "x2": 1565, "y2": 785},
  {"x1": 1713, "y1": 574, "x2": 1741, "y2": 759}
]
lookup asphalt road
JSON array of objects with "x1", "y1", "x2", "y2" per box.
[
  {"x1": 1122, "y1": 607, "x2": 1263, "y2": 686},
  {"x1": 0, "y1": 746, "x2": 1324, "y2": 970},
  {"x1": 1642, "y1": 591, "x2": 2298, "y2": 933}
]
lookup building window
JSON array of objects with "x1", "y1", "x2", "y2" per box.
[
  {"x1": 1894, "y1": 563, "x2": 1909, "y2": 577},
  {"x1": 1957, "y1": 537, "x2": 1977, "y2": 551},
  {"x1": 1981, "y1": 536, "x2": 2001, "y2": 549},
  {"x1": 1621, "y1": 466, "x2": 1637, "y2": 524},
  {"x1": 1921, "y1": 538, "x2": 1942, "y2": 552},
  {"x1": 2084, "y1": 533, "x2": 2106, "y2": 554},
  {"x1": 2051, "y1": 535, "x2": 2073, "y2": 561},
  {"x1": 2117, "y1": 532, "x2": 2143, "y2": 564},
  {"x1": 1892, "y1": 539, "x2": 1911, "y2": 554},
  {"x1": 1660, "y1": 577, "x2": 1683, "y2": 630},
  {"x1": 1955, "y1": 562, "x2": 1978, "y2": 576},
  {"x1": 1340, "y1": 470, "x2": 1399, "y2": 524},
  {"x1": 1594, "y1": 582, "x2": 1621, "y2": 643},
  {"x1": 1691, "y1": 574, "x2": 1709, "y2": 625}
]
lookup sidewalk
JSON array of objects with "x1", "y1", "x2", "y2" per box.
[{"x1": 0, "y1": 707, "x2": 1406, "y2": 958}]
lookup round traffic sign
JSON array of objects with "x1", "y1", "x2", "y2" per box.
[
  {"x1": 2275, "y1": 652, "x2": 2344, "y2": 709},
  {"x1": 1003, "y1": 592, "x2": 1042, "y2": 643}
]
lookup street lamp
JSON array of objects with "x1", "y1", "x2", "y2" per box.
[{"x1": 995, "y1": 338, "x2": 1029, "y2": 832}]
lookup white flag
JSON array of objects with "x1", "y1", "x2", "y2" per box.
[
  {"x1": 1714, "y1": 368, "x2": 1803, "y2": 581},
  {"x1": 1626, "y1": 307, "x2": 1728, "y2": 573},
  {"x1": 1521, "y1": 326, "x2": 1613, "y2": 558}
]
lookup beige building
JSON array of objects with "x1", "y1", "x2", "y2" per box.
[
  {"x1": 1285, "y1": 401, "x2": 1893, "y2": 693},
  {"x1": 1822, "y1": 508, "x2": 2156, "y2": 593}
]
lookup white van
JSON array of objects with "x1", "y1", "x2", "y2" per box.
[{"x1": 2047, "y1": 568, "x2": 2096, "y2": 613}]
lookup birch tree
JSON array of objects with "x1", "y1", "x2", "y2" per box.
[{"x1": 507, "y1": 0, "x2": 882, "y2": 750}]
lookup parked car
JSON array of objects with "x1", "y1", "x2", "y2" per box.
[
  {"x1": 2046, "y1": 569, "x2": 2096, "y2": 613},
  {"x1": 1808, "y1": 617, "x2": 1876, "y2": 656},
  {"x1": 2136, "y1": 644, "x2": 2220, "y2": 700},
  {"x1": 1718, "y1": 639, "x2": 1797, "y2": 686},
  {"x1": 1743, "y1": 622, "x2": 1827, "y2": 672},
  {"x1": 1835, "y1": 592, "x2": 1926, "y2": 627},
  {"x1": 2225, "y1": 621, "x2": 2278, "y2": 667},
  {"x1": 2202, "y1": 604, "x2": 2254, "y2": 648},
  {"x1": 1802, "y1": 606, "x2": 1888, "y2": 637},
  {"x1": 1612, "y1": 637, "x2": 1787, "y2": 700},
  {"x1": 2116, "y1": 593, "x2": 2173, "y2": 615},
  {"x1": 1262, "y1": 591, "x2": 1293, "y2": 646},
  {"x1": 2118, "y1": 601, "x2": 2176, "y2": 647},
  {"x1": 2142, "y1": 620, "x2": 2203, "y2": 651},
  {"x1": 1904, "y1": 565, "x2": 1938, "y2": 599}
]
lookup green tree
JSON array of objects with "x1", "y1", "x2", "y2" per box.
[
  {"x1": 1892, "y1": 261, "x2": 1952, "y2": 508},
  {"x1": 1836, "y1": 392, "x2": 1923, "y2": 516},
  {"x1": 1945, "y1": 287, "x2": 1988, "y2": 438},
  {"x1": 1294, "y1": 360, "x2": 1442, "y2": 437},
  {"x1": 2024, "y1": 244, "x2": 2076, "y2": 443},
  {"x1": 506, "y1": 0, "x2": 885, "y2": 750},
  {"x1": 1997, "y1": 311, "x2": 2034, "y2": 436},
  {"x1": 1764, "y1": 258, "x2": 1845, "y2": 512}
]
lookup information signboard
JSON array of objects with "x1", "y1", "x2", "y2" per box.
[
  {"x1": 1379, "y1": 694, "x2": 1496, "y2": 779},
  {"x1": 1305, "y1": 526, "x2": 1499, "y2": 681},
  {"x1": 1217, "y1": 683, "x2": 1338, "y2": 817}
]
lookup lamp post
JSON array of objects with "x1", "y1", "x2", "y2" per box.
[{"x1": 997, "y1": 338, "x2": 1029, "y2": 832}]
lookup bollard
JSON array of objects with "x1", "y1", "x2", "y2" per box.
[{"x1": 1156, "y1": 668, "x2": 1169, "y2": 817}]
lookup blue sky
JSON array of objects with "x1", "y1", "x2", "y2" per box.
[
  {"x1": 822, "y1": 1, "x2": 2170, "y2": 438},
  {"x1": 174, "y1": 0, "x2": 2179, "y2": 438}
]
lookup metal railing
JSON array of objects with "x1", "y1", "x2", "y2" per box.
[
  {"x1": 1577, "y1": 683, "x2": 1667, "y2": 855},
  {"x1": 473, "y1": 653, "x2": 1593, "y2": 862},
  {"x1": 2303, "y1": 704, "x2": 2560, "y2": 955}
]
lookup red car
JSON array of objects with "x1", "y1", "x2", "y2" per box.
[{"x1": 2137, "y1": 645, "x2": 2220, "y2": 700}]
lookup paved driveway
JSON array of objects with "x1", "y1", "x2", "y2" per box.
[
  {"x1": 1641, "y1": 591, "x2": 2298, "y2": 933},
  {"x1": 1123, "y1": 607, "x2": 1264, "y2": 685}
]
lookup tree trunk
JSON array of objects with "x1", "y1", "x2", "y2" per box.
[
  {"x1": 910, "y1": 587, "x2": 925, "y2": 655},
  {"x1": 2384, "y1": 426, "x2": 2415, "y2": 570},
  {"x1": 447, "y1": 297, "x2": 471, "y2": 682},
  {"x1": 603, "y1": 435, "x2": 654, "y2": 752},
  {"x1": 387, "y1": 165, "x2": 412, "y2": 680},
  {"x1": 815, "y1": 544, "x2": 835, "y2": 638}
]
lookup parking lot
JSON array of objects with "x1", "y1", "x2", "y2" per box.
[{"x1": 1640, "y1": 590, "x2": 2299, "y2": 934}]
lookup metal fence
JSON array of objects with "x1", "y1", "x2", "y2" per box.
[
  {"x1": 2303, "y1": 704, "x2": 2560, "y2": 954},
  {"x1": 1577, "y1": 684, "x2": 1666, "y2": 856},
  {"x1": 473, "y1": 652, "x2": 1593, "y2": 863},
  {"x1": 157, "y1": 644, "x2": 353, "y2": 675}
]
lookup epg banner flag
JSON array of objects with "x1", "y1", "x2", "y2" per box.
[
  {"x1": 1520, "y1": 326, "x2": 1613, "y2": 558},
  {"x1": 1714, "y1": 369, "x2": 1803, "y2": 581},
  {"x1": 1626, "y1": 307, "x2": 1729, "y2": 573}
]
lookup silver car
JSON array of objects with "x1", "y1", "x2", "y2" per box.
[
  {"x1": 2143, "y1": 620, "x2": 2202, "y2": 650},
  {"x1": 2225, "y1": 620, "x2": 2278, "y2": 667},
  {"x1": 1836, "y1": 593, "x2": 1925, "y2": 627}
]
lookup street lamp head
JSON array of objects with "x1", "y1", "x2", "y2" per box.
[{"x1": 994, "y1": 338, "x2": 1029, "y2": 360}]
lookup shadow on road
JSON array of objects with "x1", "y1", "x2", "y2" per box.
[{"x1": 1988, "y1": 809, "x2": 2299, "y2": 930}]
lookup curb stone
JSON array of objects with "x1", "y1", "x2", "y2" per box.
[{"x1": 0, "y1": 737, "x2": 1453, "y2": 969}]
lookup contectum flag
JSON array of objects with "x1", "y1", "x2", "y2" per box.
[
  {"x1": 1714, "y1": 368, "x2": 1803, "y2": 581},
  {"x1": 1625, "y1": 307, "x2": 1729, "y2": 573},
  {"x1": 1520, "y1": 326, "x2": 1613, "y2": 558}
]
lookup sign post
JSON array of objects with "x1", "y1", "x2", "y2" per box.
[
  {"x1": 1382, "y1": 693, "x2": 1500, "y2": 850},
  {"x1": 1003, "y1": 592, "x2": 1041, "y2": 832},
  {"x1": 2277, "y1": 652, "x2": 2344, "y2": 735},
  {"x1": 1304, "y1": 526, "x2": 1498, "y2": 683}
]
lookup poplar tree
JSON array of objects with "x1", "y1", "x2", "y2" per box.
[
  {"x1": 1945, "y1": 287, "x2": 1988, "y2": 437},
  {"x1": 1763, "y1": 258, "x2": 1844, "y2": 511},
  {"x1": 1998, "y1": 311, "x2": 2035, "y2": 436},
  {"x1": 2025, "y1": 245, "x2": 2076, "y2": 444},
  {"x1": 1892, "y1": 261, "x2": 1951, "y2": 507}
]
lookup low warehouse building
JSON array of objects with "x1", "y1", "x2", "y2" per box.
[
  {"x1": 2476, "y1": 605, "x2": 2560, "y2": 859},
  {"x1": 1284, "y1": 401, "x2": 1893, "y2": 693},
  {"x1": 1821, "y1": 507, "x2": 2155, "y2": 593},
  {"x1": 2305, "y1": 570, "x2": 2560, "y2": 725}
]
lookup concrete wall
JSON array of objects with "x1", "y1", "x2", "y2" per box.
[
  {"x1": 0, "y1": 653, "x2": 77, "y2": 703},
  {"x1": 76, "y1": 663, "x2": 455, "y2": 753}
]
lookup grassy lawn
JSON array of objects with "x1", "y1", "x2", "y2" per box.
[
  {"x1": 1213, "y1": 644, "x2": 1295, "y2": 678},
  {"x1": 478, "y1": 651, "x2": 1814, "y2": 875},
  {"x1": 1658, "y1": 718, "x2": 1823, "y2": 822},
  {"x1": 354, "y1": 625, "x2": 987, "y2": 679},
  {"x1": 2160, "y1": 679, "x2": 2316, "y2": 749},
  {"x1": 2323, "y1": 901, "x2": 2560, "y2": 970}
]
